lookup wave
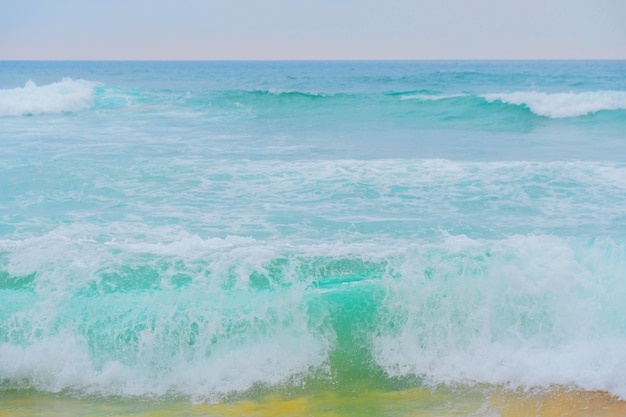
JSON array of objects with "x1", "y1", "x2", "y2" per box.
[
  {"x1": 208, "y1": 89, "x2": 347, "y2": 108},
  {"x1": 209, "y1": 88, "x2": 626, "y2": 123},
  {"x1": 1, "y1": 228, "x2": 625, "y2": 400},
  {"x1": 3, "y1": 79, "x2": 625, "y2": 139},
  {"x1": 483, "y1": 90, "x2": 626, "y2": 118},
  {"x1": 5, "y1": 80, "x2": 624, "y2": 123},
  {"x1": 0, "y1": 78, "x2": 98, "y2": 117},
  {"x1": 397, "y1": 91, "x2": 470, "y2": 101}
]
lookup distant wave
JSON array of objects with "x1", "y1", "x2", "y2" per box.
[
  {"x1": 483, "y1": 90, "x2": 626, "y2": 118},
  {"x1": 5, "y1": 81, "x2": 625, "y2": 122},
  {"x1": 262, "y1": 89, "x2": 332, "y2": 98},
  {"x1": 399, "y1": 92, "x2": 470, "y2": 101},
  {"x1": 0, "y1": 78, "x2": 98, "y2": 116},
  {"x1": 220, "y1": 89, "x2": 339, "y2": 101}
]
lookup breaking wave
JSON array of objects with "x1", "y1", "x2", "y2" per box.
[
  {"x1": 483, "y1": 90, "x2": 626, "y2": 118},
  {"x1": 1, "y1": 228, "x2": 625, "y2": 400},
  {"x1": 0, "y1": 78, "x2": 98, "y2": 116}
]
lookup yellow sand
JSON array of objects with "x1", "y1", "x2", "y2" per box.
[
  {"x1": 493, "y1": 389, "x2": 626, "y2": 417},
  {"x1": 1, "y1": 387, "x2": 625, "y2": 417}
]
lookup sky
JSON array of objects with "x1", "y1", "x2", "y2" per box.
[{"x1": 1, "y1": 0, "x2": 625, "y2": 60}]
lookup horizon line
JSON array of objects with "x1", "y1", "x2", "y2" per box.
[{"x1": 3, "y1": 58, "x2": 626, "y2": 62}]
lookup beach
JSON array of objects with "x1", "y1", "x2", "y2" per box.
[
  {"x1": 1, "y1": 61, "x2": 625, "y2": 415},
  {"x1": 2, "y1": 387, "x2": 626, "y2": 416}
]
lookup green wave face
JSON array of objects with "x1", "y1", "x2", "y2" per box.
[{"x1": 1, "y1": 235, "x2": 625, "y2": 399}]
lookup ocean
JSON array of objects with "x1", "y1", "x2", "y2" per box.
[{"x1": 0, "y1": 60, "x2": 625, "y2": 416}]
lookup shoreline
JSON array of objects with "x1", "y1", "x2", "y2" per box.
[{"x1": 2, "y1": 386, "x2": 625, "y2": 417}]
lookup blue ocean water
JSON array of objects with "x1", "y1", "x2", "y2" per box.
[{"x1": 0, "y1": 61, "x2": 625, "y2": 402}]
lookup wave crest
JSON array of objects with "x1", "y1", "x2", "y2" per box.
[
  {"x1": 0, "y1": 78, "x2": 98, "y2": 116},
  {"x1": 483, "y1": 90, "x2": 626, "y2": 118}
]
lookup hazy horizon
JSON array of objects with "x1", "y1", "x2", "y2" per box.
[
  {"x1": 3, "y1": 58, "x2": 626, "y2": 62},
  {"x1": 2, "y1": 0, "x2": 625, "y2": 60}
]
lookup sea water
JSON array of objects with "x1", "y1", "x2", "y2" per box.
[{"x1": 0, "y1": 61, "x2": 625, "y2": 412}]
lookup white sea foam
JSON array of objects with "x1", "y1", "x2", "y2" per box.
[
  {"x1": 0, "y1": 225, "x2": 333, "y2": 399},
  {"x1": 483, "y1": 90, "x2": 626, "y2": 118},
  {"x1": 0, "y1": 331, "x2": 329, "y2": 399},
  {"x1": 373, "y1": 234, "x2": 626, "y2": 399},
  {"x1": 0, "y1": 78, "x2": 98, "y2": 116}
]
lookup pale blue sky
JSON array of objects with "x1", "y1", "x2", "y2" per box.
[{"x1": 1, "y1": 0, "x2": 625, "y2": 59}]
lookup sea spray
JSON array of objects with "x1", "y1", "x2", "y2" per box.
[{"x1": 1, "y1": 231, "x2": 625, "y2": 399}]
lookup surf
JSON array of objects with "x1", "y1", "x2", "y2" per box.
[
  {"x1": 0, "y1": 78, "x2": 98, "y2": 117},
  {"x1": 1, "y1": 231, "x2": 625, "y2": 400}
]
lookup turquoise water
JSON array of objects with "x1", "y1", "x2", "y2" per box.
[{"x1": 0, "y1": 61, "x2": 625, "y2": 402}]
